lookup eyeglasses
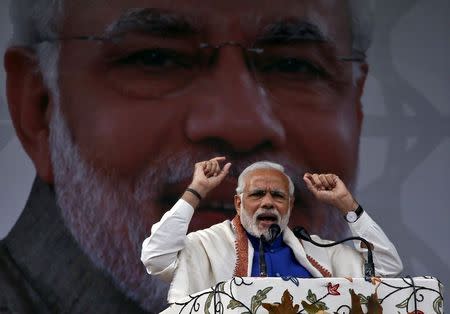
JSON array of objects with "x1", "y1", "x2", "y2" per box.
[{"x1": 40, "y1": 33, "x2": 365, "y2": 103}]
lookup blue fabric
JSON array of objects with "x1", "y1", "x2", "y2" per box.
[{"x1": 247, "y1": 232, "x2": 312, "y2": 278}]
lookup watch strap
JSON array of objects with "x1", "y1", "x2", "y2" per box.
[{"x1": 353, "y1": 204, "x2": 364, "y2": 217}]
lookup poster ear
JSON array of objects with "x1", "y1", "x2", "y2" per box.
[
  {"x1": 355, "y1": 62, "x2": 369, "y2": 124},
  {"x1": 5, "y1": 47, "x2": 54, "y2": 183}
]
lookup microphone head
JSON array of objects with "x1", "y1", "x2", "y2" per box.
[
  {"x1": 269, "y1": 224, "x2": 281, "y2": 239},
  {"x1": 293, "y1": 226, "x2": 312, "y2": 241}
]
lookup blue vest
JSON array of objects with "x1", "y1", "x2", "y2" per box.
[{"x1": 247, "y1": 232, "x2": 312, "y2": 278}]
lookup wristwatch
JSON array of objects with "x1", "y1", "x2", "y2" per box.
[{"x1": 344, "y1": 205, "x2": 364, "y2": 223}]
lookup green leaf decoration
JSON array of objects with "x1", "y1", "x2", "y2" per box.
[
  {"x1": 227, "y1": 299, "x2": 243, "y2": 310},
  {"x1": 250, "y1": 287, "x2": 273, "y2": 312},
  {"x1": 315, "y1": 301, "x2": 329, "y2": 310},
  {"x1": 218, "y1": 282, "x2": 226, "y2": 292},
  {"x1": 301, "y1": 301, "x2": 322, "y2": 314},
  {"x1": 433, "y1": 296, "x2": 443, "y2": 314},
  {"x1": 204, "y1": 293, "x2": 213, "y2": 314},
  {"x1": 358, "y1": 293, "x2": 369, "y2": 305},
  {"x1": 307, "y1": 289, "x2": 317, "y2": 303},
  {"x1": 395, "y1": 298, "x2": 409, "y2": 309}
]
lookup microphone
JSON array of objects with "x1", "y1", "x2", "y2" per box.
[
  {"x1": 268, "y1": 224, "x2": 281, "y2": 242},
  {"x1": 293, "y1": 226, "x2": 375, "y2": 281},
  {"x1": 259, "y1": 224, "x2": 281, "y2": 277}
]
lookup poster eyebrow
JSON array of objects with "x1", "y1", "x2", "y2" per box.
[
  {"x1": 105, "y1": 8, "x2": 202, "y2": 39},
  {"x1": 256, "y1": 19, "x2": 330, "y2": 44}
]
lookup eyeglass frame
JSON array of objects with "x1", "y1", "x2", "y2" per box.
[{"x1": 35, "y1": 34, "x2": 367, "y2": 63}]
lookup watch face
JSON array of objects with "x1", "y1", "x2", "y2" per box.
[{"x1": 346, "y1": 211, "x2": 358, "y2": 223}]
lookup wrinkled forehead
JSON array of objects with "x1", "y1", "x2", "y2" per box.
[{"x1": 62, "y1": 0, "x2": 351, "y2": 46}]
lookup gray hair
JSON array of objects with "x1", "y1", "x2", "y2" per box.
[
  {"x1": 9, "y1": 0, "x2": 64, "y2": 47},
  {"x1": 236, "y1": 161, "x2": 295, "y2": 196},
  {"x1": 348, "y1": 0, "x2": 375, "y2": 56},
  {"x1": 9, "y1": 0, "x2": 64, "y2": 92}
]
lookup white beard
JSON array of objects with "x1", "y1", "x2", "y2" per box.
[
  {"x1": 48, "y1": 105, "x2": 189, "y2": 312},
  {"x1": 239, "y1": 203, "x2": 291, "y2": 241}
]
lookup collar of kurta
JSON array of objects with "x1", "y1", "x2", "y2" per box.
[{"x1": 230, "y1": 215, "x2": 332, "y2": 278}]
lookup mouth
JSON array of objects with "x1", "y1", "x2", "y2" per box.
[
  {"x1": 256, "y1": 212, "x2": 279, "y2": 229},
  {"x1": 256, "y1": 213, "x2": 278, "y2": 223}
]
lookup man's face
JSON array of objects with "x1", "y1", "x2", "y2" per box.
[
  {"x1": 47, "y1": 0, "x2": 364, "y2": 310},
  {"x1": 235, "y1": 168, "x2": 293, "y2": 239}
]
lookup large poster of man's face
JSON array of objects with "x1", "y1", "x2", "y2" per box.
[{"x1": 0, "y1": 0, "x2": 448, "y2": 313}]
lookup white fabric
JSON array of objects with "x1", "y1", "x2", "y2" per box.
[{"x1": 141, "y1": 199, "x2": 403, "y2": 303}]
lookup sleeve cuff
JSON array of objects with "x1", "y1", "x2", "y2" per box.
[
  {"x1": 348, "y1": 211, "x2": 373, "y2": 235},
  {"x1": 175, "y1": 198, "x2": 195, "y2": 220}
]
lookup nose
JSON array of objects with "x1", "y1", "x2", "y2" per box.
[
  {"x1": 260, "y1": 193, "x2": 275, "y2": 210},
  {"x1": 185, "y1": 46, "x2": 286, "y2": 152}
]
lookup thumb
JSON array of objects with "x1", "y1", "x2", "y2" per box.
[
  {"x1": 217, "y1": 162, "x2": 231, "y2": 181},
  {"x1": 209, "y1": 162, "x2": 231, "y2": 187}
]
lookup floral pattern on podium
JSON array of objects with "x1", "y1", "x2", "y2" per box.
[{"x1": 161, "y1": 277, "x2": 444, "y2": 314}]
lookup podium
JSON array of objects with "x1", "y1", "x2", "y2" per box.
[{"x1": 161, "y1": 276, "x2": 443, "y2": 313}]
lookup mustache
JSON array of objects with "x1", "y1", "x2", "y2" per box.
[{"x1": 253, "y1": 208, "x2": 282, "y2": 221}]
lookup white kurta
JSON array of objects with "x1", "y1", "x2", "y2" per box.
[{"x1": 141, "y1": 199, "x2": 403, "y2": 303}]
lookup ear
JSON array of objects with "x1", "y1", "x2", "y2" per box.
[
  {"x1": 5, "y1": 47, "x2": 54, "y2": 183},
  {"x1": 355, "y1": 62, "x2": 368, "y2": 125},
  {"x1": 234, "y1": 194, "x2": 242, "y2": 215},
  {"x1": 289, "y1": 195, "x2": 295, "y2": 211}
]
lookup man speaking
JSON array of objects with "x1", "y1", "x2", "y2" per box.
[{"x1": 141, "y1": 157, "x2": 403, "y2": 302}]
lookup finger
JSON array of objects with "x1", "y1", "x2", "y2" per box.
[
  {"x1": 333, "y1": 174, "x2": 340, "y2": 185},
  {"x1": 318, "y1": 174, "x2": 331, "y2": 190},
  {"x1": 194, "y1": 161, "x2": 205, "y2": 174},
  {"x1": 303, "y1": 175, "x2": 320, "y2": 196},
  {"x1": 324, "y1": 174, "x2": 335, "y2": 188},
  {"x1": 211, "y1": 160, "x2": 220, "y2": 176},
  {"x1": 211, "y1": 156, "x2": 226, "y2": 162},
  {"x1": 311, "y1": 173, "x2": 324, "y2": 190},
  {"x1": 204, "y1": 161, "x2": 213, "y2": 175},
  {"x1": 303, "y1": 173, "x2": 314, "y2": 187},
  {"x1": 334, "y1": 175, "x2": 347, "y2": 190},
  {"x1": 210, "y1": 157, "x2": 226, "y2": 176}
]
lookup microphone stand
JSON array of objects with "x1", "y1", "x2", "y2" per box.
[
  {"x1": 258, "y1": 224, "x2": 281, "y2": 277},
  {"x1": 259, "y1": 236, "x2": 267, "y2": 277},
  {"x1": 293, "y1": 227, "x2": 375, "y2": 281}
]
